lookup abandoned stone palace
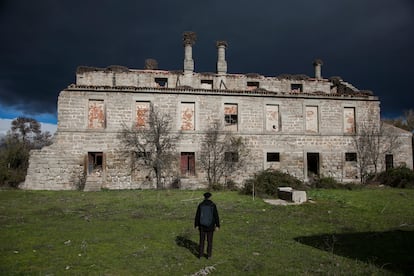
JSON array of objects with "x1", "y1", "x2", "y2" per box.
[{"x1": 23, "y1": 33, "x2": 413, "y2": 190}]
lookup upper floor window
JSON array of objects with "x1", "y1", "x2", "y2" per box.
[
  {"x1": 305, "y1": 106, "x2": 319, "y2": 133},
  {"x1": 180, "y1": 102, "x2": 195, "y2": 130},
  {"x1": 266, "y1": 104, "x2": 280, "y2": 132},
  {"x1": 344, "y1": 107, "x2": 356, "y2": 134},
  {"x1": 200, "y1": 79, "x2": 213, "y2": 89},
  {"x1": 88, "y1": 99, "x2": 105, "y2": 129},
  {"x1": 291, "y1": 83, "x2": 303, "y2": 92},
  {"x1": 225, "y1": 152, "x2": 239, "y2": 163},
  {"x1": 224, "y1": 103, "x2": 238, "y2": 131},
  {"x1": 136, "y1": 101, "x2": 150, "y2": 128},
  {"x1": 155, "y1": 78, "x2": 168, "y2": 87},
  {"x1": 247, "y1": 81, "x2": 259, "y2": 90}
]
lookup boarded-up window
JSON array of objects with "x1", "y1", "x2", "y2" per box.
[
  {"x1": 344, "y1": 107, "x2": 356, "y2": 134},
  {"x1": 181, "y1": 102, "x2": 195, "y2": 130},
  {"x1": 88, "y1": 100, "x2": 105, "y2": 129},
  {"x1": 305, "y1": 106, "x2": 318, "y2": 133},
  {"x1": 266, "y1": 104, "x2": 279, "y2": 131},
  {"x1": 136, "y1": 101, "x2": 150, "y2": 128},
  {"x1": 224, "y1": 103, "x2": 238, "y2": 131},
  {"x1": 180, "y1": 152, "x2": 195, "y2": 176}
]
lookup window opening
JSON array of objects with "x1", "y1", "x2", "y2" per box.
[
  {"x1": 88, "y1": 152, "x2": 103, "y2": 175},
  {"x1": 225, "y1": 152, "x2": 239, "y2": 162},
  {"x1": 155, "y1": 78, "x2": 168, "y2": 87},
  {"x1": 345, "y1": 152, "x2": 357, "y2": 162},
  {"x1": 180, "y1": 152, "x2": 195, "y2": 176},
  {"x1": 291, "y1": 83, "x2": 303, "y2": 92},
  {"x1": 224, "y1": 103, "x2": 238, "y2": 131},
  {"x1": 247, "y1": 81, "x2": 259, "y2": 90},
  {"x1": 267, "y1": 152, "x2": 280, "y2": 162},
  {"x1": 385, "y1": 154, "x2": 394, "y2": 171},
  {"x1": 201, "y1": 79, "x2": 213, "y2": 89}
]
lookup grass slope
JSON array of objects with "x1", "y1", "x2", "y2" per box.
[{"x1": 0, "y1": 188, "x2": 413, "y2": 275}]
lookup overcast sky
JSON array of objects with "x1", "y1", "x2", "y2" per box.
[{"x1": 1, "y1": 0, "x2": 413, "y2": 125}]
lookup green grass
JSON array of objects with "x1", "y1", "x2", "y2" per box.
[{"x1": 0, "y1": 188, "x2": 413, "y2": 275}]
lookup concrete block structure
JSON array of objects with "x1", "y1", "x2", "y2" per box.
[{"x1": 23, "y1": 33, "x2": 413, "y2": 190}]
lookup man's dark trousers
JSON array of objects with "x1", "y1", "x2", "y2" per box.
[{"x1": 199, "y1": 229, "x2": 214, "y2": 258}]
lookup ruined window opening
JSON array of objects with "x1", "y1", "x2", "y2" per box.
[
  {"x1": 291, "y1": 83, "x2": 303, "y2": 92},
  {"x1": 155, "y1": 78, "x2": 168, "y2": 87},
  {"x1": 201, "y1": 79, "x2": 213, "y2": 89},
  {"x1": 307, "y1": 152, "x2": 319, "y2": 177},
  {"x1": 224, "y1": 103, "x2": 238, "y2": 131},
  {"x1": 267, "y1": 152, "x2": 280, "y2": 162},
  {"x1": 247, "y1": 81, "x2": 259, "y2": 90},
  {"x1": 88, "y1": 152, "x2": 103, "y2": 175},
  {"x1": 225, "y1": 152, "x2": 239, "y2": 163},
  {"x1": 385, "y1": 154, "x2": 394, "y2": 171},
  {"x1": 345, "y1": 152, "x2": 357, "y2": 162},
  {"x1": 180, "y1": 152, "x2": 195, "y2": 176}
]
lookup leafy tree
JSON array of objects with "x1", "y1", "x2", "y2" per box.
[
  {"x1": 0, "y1": 117, "x2": 53, "y2": 187},
  {"x1": 199, "y1": 121, "x2": 249, "y2": 188},
  {"x1": 119, "y1": 106, "x2": 179, "y2": 189}
]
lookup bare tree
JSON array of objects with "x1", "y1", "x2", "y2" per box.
[
  {"x1": 200, "y1": 121, "x2": 249, "y2": 188},
  {"x1": 118, "y1": 106, "x2": 179, "y2": 189},
  {"x1": 354, "y1": 122, "x2": 401, "y2": 183}
]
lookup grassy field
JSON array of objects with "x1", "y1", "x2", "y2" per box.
[{"x1": 0, "y1": 188, "x2": 413, "y2": 275}]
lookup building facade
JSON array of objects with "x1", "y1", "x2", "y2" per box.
[{"x1": 23, "y1": 33, "x2": 413, "y2": 190}]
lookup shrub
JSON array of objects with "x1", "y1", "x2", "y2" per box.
[
  {"x1": 241, "y1": 169, "x2": 304, "y2": 197},
  {"x1": 376, "y1": 166, "x2": 414, "y2": 188}
]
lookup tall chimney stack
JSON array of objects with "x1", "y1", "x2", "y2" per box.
[
  {"x1": 216, "y1": 41, "x2": 228, "y2": 75},
  {"x1": 183, "y1": 32, "x2": 196, "y2": 74},
  {"x1": 313, "y1": 59, "x2": 323, "y2": 80}
]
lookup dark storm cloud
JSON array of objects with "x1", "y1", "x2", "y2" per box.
[{"x1": 0, "y1": 0, "x2": 413, "y2": 119}]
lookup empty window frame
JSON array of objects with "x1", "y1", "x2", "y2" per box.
[
  {"x1": 155, "y1": 78, "x2": 168, "y2": 87},
  {"x1": 180, "y1": 152, "x2": 195, "y2": 176},
  {"x1": 267, "y1": 152, "x2": 280, "y2": 162},
  {"x1": 344, "y1": 107, "x2": 356, "y2": 134},
  {"x1": 247, "y1": 81, "x2": 259, "y2": 90},
  {"x1": 305, "y1": 106, "x2": 319, "y2": 133},
  {"x1": 266, "y1": 104, "x2": 280, "y2": 132},
  {"x1": 200, "y1": 79, "x2": 213, "y2": 89},
  {"x1": 225, "y1": 152, "x2": 239, "y2": 162},
  {"x1": 88, "y1": 99, "x2": 105, "y2": 129},
  {"x1": 224, "y1": 103, "x2": 238, "y2": 131},
  {"x1": 180, "y1": 102, "x2": 195, "y2": 130},
  {"x1": 291, "y1": 83, "x2": 303, "y2": 92},
  {"x1": 87, "y1": 152, "x2": 104, "y2": 175},
  {"x1": 135, "y1": 101, "x2": 150, "y2": 128},
  {"x1": 345, "y1": 152, "x2": 357, "y2": 162}
]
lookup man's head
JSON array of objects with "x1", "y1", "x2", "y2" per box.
[{"x1": 203, "y1": 192, "x2": 212, "y2": 199}]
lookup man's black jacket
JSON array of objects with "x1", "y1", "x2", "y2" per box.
[{"x1": 194, "y1": 199, "x2": 220, "y2": 231}]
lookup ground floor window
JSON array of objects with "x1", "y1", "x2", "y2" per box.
[
  {"x1": 180, "y1": 152, "x2": 195, "y2": 176},
  {"x1": 267, "y1": 152, "x2": 280, "y2": 162}
]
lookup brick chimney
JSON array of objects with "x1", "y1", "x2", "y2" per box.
[
  {"x1": 216, "y1": 41, "x2": 228, "y2": 75},
  {"x1": 183, "y1": 32, "x2": 196, "y2": 74},
  {"x1": 313, "y1": 59, "x2": 323, "y2": 79}
]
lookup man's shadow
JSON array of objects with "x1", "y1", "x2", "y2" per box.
[{"x1": 175, "y1": 236, "x2": 199, "y2": 257}]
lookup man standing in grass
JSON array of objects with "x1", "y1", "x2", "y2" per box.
[{"x1": 194, "y1": 192, "x2": 220, "y2": 259}]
